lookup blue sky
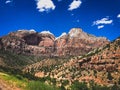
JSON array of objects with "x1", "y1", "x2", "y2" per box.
[{"x1": 0, "y1": 0, "x2": 120, "y2": 41}]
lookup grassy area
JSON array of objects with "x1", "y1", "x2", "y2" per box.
[
  {"x1": 0, "y1": 72, "x2": 27, "y2": 89},
  {"x1": 0, "y1": 72, "x2": 60, "y2": 90},
  {"x1": 26, "y1": 81, "x2": 59, "y2": 90}
]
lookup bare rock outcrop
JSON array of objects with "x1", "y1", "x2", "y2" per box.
[
  {"x1": 0, "y1": 28, "x2": 109, "y2": 57},
  {"x1": 55, "y1": 28, "x2": 109, "y2": 56},
  {"x1": 77, "y1": 37, "x2": 120, "y2": 72}
]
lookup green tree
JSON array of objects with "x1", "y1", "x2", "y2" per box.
[{"x1": 107, "y1": 72, "x2": 113, "y2": 80}]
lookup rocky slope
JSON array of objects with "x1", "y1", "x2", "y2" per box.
[
  {"x1": 20, "y1": 37, "x2": 120, "y2": 89},
  {"x1": 78, "y1": 38, "x2": 120, "y2": 72},
  {"x1": 36, "y1": 37, "x2": 119, "y2": 88},
  {"x1": 0, "y1": 28, "x2": 109, "y2": 57}
]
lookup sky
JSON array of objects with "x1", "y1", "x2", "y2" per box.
[{"x1": 0, "y1": 0, "x2": 120, "y2": 41}]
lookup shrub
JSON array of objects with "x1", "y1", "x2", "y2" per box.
[
  {"x1": 107, "y1": 72, "x2": 113, "y2": 80},
  {"x1": 27, "y1": 81, "x2": 59, "y2": 90},
  {"x1": 89, "y1": 80, "x2": 110, "y2": 90},
  {"x1": 71, "y1": 81, "x2": 89, "y2": 90}
]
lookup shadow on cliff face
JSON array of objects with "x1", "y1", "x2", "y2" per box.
[{"x1": 23, "y1": 34, "x2": 42, "y2": 45}]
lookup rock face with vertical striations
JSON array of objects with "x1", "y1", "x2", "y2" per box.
[
  {"x1": 55, "y1": 28, "x2": 109, "y2": 56},
  {"x1": 0, "y1": 28, "x2": 109, "y2": 57}
]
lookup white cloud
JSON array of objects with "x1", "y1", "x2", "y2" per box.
[
  {"x1": 93, "y1": 17, "x2": 113, "y2": 25},
  {"x1": 68, "y1": 0, "x2": 82, "y2": 11},
  {"x1": 117, "y1": 14, "x2": 120, "y2": 18},
  {"x1": 92, "y1": 17, "x2": 113, "y2": 29},
  {"x1": 5, "y1": 0, "x2": 12, "y2": 4},
  {"x1": 98, "y1": 25, "x2": 104, "y2": 29},
  {"x1": 36, "y1": 0, "x2": 56, "y2": 12}
]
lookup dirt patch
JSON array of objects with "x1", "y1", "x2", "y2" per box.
[{"x1": 0, "y1": 79, "x2": 21, "y2": 90}]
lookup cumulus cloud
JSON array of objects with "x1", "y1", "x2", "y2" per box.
[
  {"x1": 92, "y1": 17, "x2": 113, "y2": 29},
  {"x1": 68, "y1": 0, "x2": 82, "y2": 11},
  {"x1": 5, "y1": 0, "x2": 12, "y2": 4},
  {"x1": 117, "y1": 14, "x2": 120, "y2": 18},
  {"x1": 98, "y1": 25, "x2": 104, "y2": 29},
  {"x1": 36, "y1": 0, "x2": 56, "y2": 12},
  {"x1": 93, "y1": 17, "x2": 113, "y2": 25}
]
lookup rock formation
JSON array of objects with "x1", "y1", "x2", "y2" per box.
[
  {"x1": 36, "y1": 37, "x2": 120, "y2": 86},
  {"x1": 0, "y1": 28, "x2": 109, "y2": 57},
  {"x1": 77, "y1": 37, "x2": 120, "y2": 72},
  {"x1": 55, "y1": 28, "x2": 109, "y2": 56}
]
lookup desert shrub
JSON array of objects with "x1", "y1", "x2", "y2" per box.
[
  {"x1": 111, "y1": 83, "x2": 120, "y2": 90},
  {"x1": 89, "y1": 80, "x2": 110, "y2": 90},
  {"x1": 62, "y1": 80, "x2": 69, "y2": 86},
  {"x1": 27, "y1": 81, "x2": 59, "y2": 90},
  {"x1": 71, "y1": 81, "x2": 88, "y2": 90}
]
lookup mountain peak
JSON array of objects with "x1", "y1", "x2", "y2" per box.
[
  {"x1": 68, "y1": 28, "x2": 88, "y2": 38},
  {"x1": 17, "y1": 29, "x2": 36, "y2": 33},
  {"x1": 40, "y1": 31, "x2": 53, "y2": 35},
  {"x1": 55, "y1": 32, "x2": 67, "y2": 40}
]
